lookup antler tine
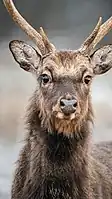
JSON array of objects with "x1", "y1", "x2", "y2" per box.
[
  {"x1": 3, "y1": 0, "x2": 55, "y2": 55},
  {"x1": 80, "y1": 17, "x2": 102, "y2": 53},
  {"x1": 91, "y1": 16, "x2": 112, "y2": 51},
  {"x1": 39, "y1": 27, "x2": 56, "y2": 53}
]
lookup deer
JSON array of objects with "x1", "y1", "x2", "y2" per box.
[{"x1": 3, "y1": 0, "x2": 112, "y2": 198}]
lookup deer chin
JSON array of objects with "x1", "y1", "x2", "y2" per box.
[{"x1": 53, "y1": 114, "x2": 81, "y2": 136}]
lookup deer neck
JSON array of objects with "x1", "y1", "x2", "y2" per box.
[
  {"x1": 26, "y1": 104, "x2": 92, "y2": 199},
  {"x1": 45, "y1": 125, "x2": 90, "y2": 164}
]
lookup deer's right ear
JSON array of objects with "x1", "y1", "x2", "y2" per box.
[
  {"x1": 91, "y1": 45, "x2": 112, "y2": 75},
  {"x1": 9, "y1": 40, "x2": 42, "y2": 73}
]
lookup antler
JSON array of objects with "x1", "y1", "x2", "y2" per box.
[
  {"x1": 80, "y1": 17, "x2": 102, "y2": 53},
  {"x1": 80, "y1": 17, "x2": 112, "y2": 55},
  {"x1": 91, "y1": 17, "x2": 112, "y2": 50},
  {"x1": 3, "y1": 0, "x2": 55, "y2": 55}
]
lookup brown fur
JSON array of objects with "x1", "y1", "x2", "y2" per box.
[
  {"x1": 36, "y1": 52, "x2": 93, "y2": 134},
  {"x1": 2, "y1": 2, "x2": 112, "y2": 197},
  {"x1": 9, "y1": 47, "x2": 112, "y2": 199}
]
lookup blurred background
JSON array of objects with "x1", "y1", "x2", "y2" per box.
[{"x1": 0, "y1": 0, "x2": 112, "y2": 198}]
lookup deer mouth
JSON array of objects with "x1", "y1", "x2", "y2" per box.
[{"x1": 53, "y1": 111, "x2": 80, "y2": 121}]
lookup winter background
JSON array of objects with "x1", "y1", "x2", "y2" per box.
[{"x1": 0, "y1": 0, "x2": 112, "y2": 198}]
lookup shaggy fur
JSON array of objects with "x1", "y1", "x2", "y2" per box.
[
  {"x1": 2, "y1": 1, "x2": 112, "y2": 197},
  {"x1": 10, "y1": 50, "x2": 112, "y2": 199}
]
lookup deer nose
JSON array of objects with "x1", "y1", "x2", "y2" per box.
[{"x1": 60, "y1": 98, "x2": 77, "y2": 115}]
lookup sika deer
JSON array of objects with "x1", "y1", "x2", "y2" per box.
[{"x1": 3, "y1": 0, "x2": 112, "y2": 198}]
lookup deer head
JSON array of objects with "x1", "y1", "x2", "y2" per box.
[{"x1": 3, "y1": 0, "x2": 112, "y2": 136}]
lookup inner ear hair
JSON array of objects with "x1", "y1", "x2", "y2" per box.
[
  {"x1": 91, "y1": 44, "x2": 112, "y2": 75},
  {"x1": 9, "y1": 40, "x2": 42, "y2": 73}
]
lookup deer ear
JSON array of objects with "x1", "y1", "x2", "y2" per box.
[
  {"x1": 91, "y1": 45, "x2": 112, "y2": 75},
  {"x1": 9, "y1": 40, "x2": 41, "y2": 73}
]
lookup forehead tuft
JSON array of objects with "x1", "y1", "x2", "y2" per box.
[
  {"x1": 58, "y1": 51, "x2": 90, "y2": 68},
  {"x1": 42, "y1": 51, "x2": 93, "y2": 76}
]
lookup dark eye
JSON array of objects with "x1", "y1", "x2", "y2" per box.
[
  {"x1": 40, "y1": 74, "x2": 51, "y2": 85},
  {"x1": 84, "y1": 75, "x2": 92, "y2": 85}
]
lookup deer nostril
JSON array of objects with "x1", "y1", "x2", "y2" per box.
[
  {"x1": 60, "y1": 98, "x2": 77, "y2": 115},
  {"x1": 73, "y1": 100, "x2": 77, "y2": 108},
  {"x1": 60, "y1": 100, "x2": 65, "y2": 107}
]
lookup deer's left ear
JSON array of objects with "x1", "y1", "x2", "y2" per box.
[{"x1": 91, "y1": 45, "x2": 112, "y2": 75}]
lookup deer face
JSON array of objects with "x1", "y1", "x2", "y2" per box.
[
  {"x1": 9, "y1": 40, "x2": 112, "y2": 134},
  {"x1": 38, "y1": 51, "x2": 93, "y2": 122}
]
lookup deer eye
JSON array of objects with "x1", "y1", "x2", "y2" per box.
[
  {"x1": 84, "y1": 75, "x2": 92, "y2": 85},
  {"x1": 40, "y1": 74, "x2": 51, "y2": 85}
]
